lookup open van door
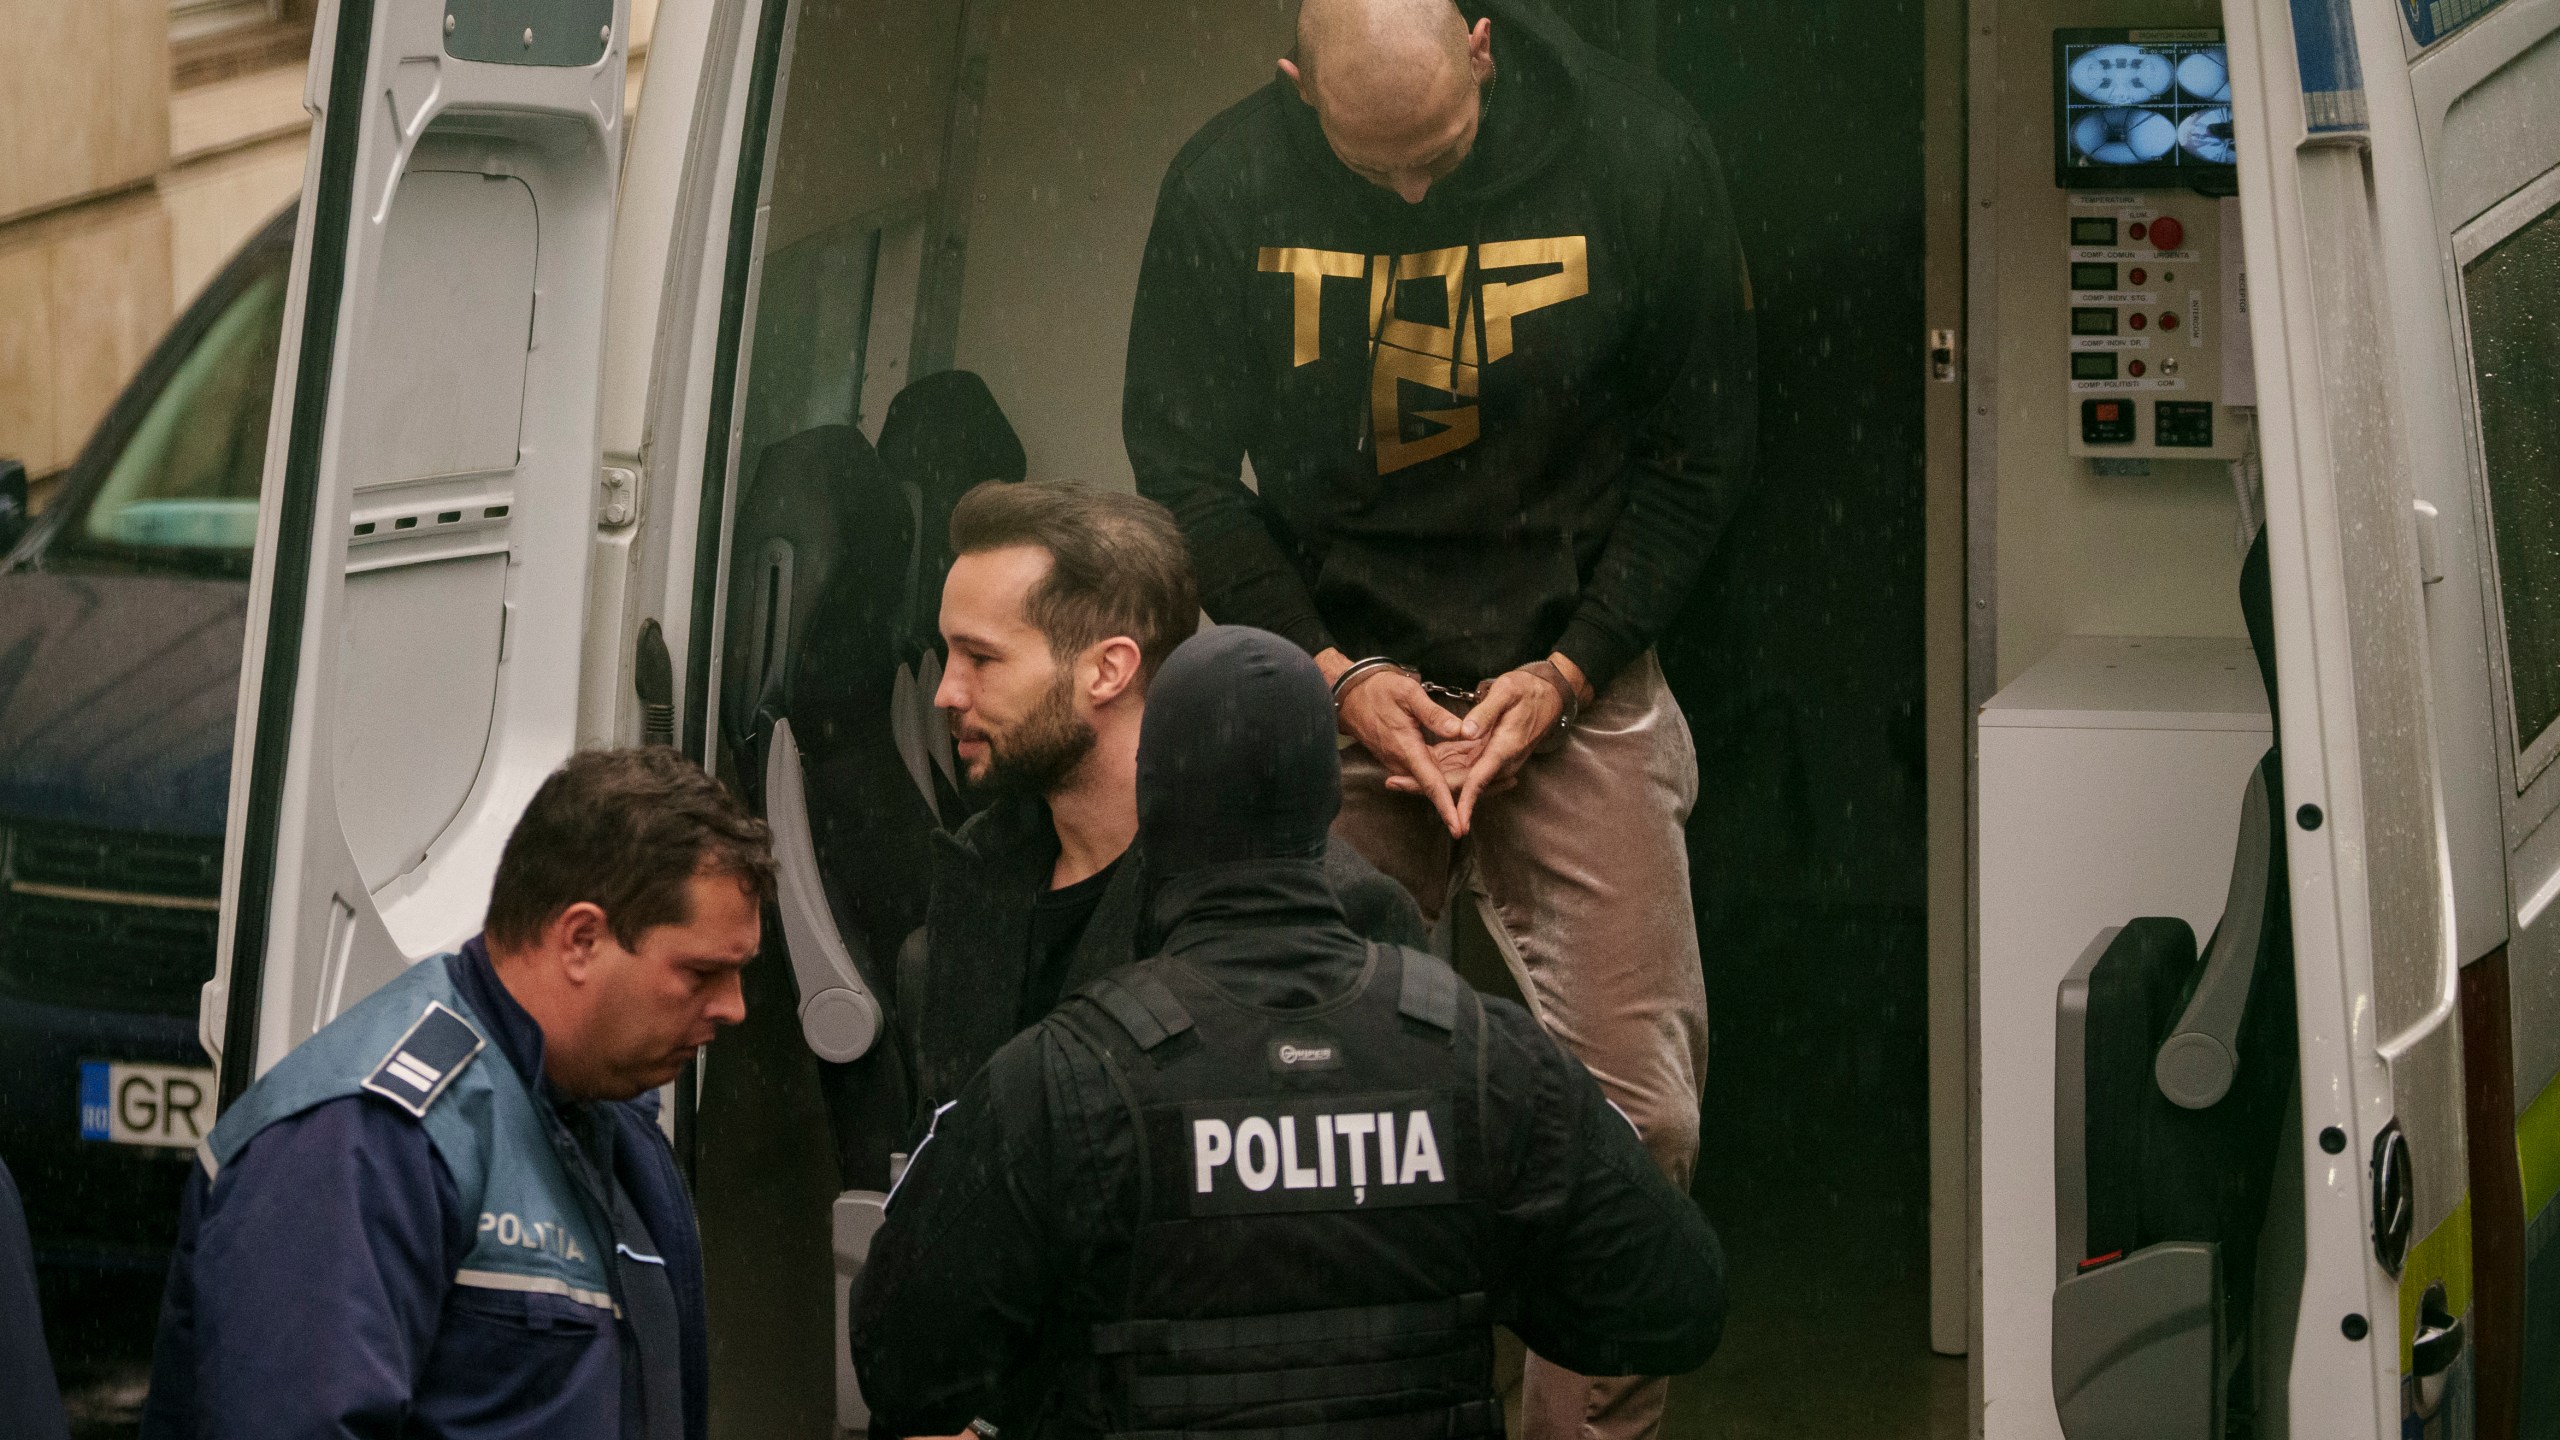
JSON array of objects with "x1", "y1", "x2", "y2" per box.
[
  {"x1": 2219, "y1": 0, "x2": 2560, "y2": 1434},
  {"x1": 203, "y1": 0, "x2": 639, "y2": 1094}
]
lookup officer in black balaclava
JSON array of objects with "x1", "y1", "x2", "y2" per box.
[{"x1": 851, "y1": 626, "x2": 1726, "y2": 1440}]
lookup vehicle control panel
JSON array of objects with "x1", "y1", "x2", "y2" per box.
[{"x1": 2063, "y1": 193, "x2": 2249, "y2": 460}]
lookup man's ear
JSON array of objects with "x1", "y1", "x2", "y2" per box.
[
  {"x1": 1467, "y1": 18, "x2": 1493, "y2": 84},
  {"x1": 1277, "y1": 55, "x2": 1312, "y2": 103},
  {"x1": 1086, "y1": 636, "x2": 1146, "y2": 708},
  {"x1": 551, "y1": 902, "x2": 613, "y2": 984}
]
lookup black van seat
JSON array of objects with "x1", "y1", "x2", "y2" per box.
[
  {"x1": 719, "y1": 424, "x2": 923, "y2": 1184},
  {"x1": 2049, "y1": 532, "x2": 2297, "y2": 1440}
]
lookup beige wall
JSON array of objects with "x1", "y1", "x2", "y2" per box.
[
  {"x1": 950, "y1": 0, "x2": 1294, "y2": 490},
  {"x1": 0, "y1": 0, "x2": 180, "y2": 491},
  {"x1": 0, "y1": 192, "x2": 176, "y2": 484},
  {"x1": 0, "y1": 0, "x2": 170, "y2": 226}
]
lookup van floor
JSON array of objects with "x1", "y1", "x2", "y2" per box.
[
  {"x1": 1668, "y1": 903, "x2": 1959, "y2": 1438},
  {"x1": 1456, "y1": 902, "x2": 1959, "y2": 1439}
]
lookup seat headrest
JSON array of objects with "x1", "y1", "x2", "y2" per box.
[
  {"x1": 877, "y1": 370, "x2": 1026, "y2": 518},
  {"x1": 722, "y1": 426, "x2": 911, "y2": 745}
]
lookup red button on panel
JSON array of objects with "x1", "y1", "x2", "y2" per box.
[
  {"x1": 2129, "y1": 312, "x2": 2148, "y2": 330},
  {"x1": 2159, "y1": 311, "x2": 2181, "y2": 331},
  {"x1": 2129, "y1": 360, "x2": 2147, "y2": 377},
  {"x1": 2129, "y1": 267, "x2": 2148, "y2": 285},
  {"x1": 2149, "y1": 215, "x2": 2184, "y2": 250},
  {"x1": 2129, "y1": 221, "x2": 2148, "y2": 241}
]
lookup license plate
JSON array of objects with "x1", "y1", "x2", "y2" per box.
[{"x1": 79, "y1": 1061, "x2": 215, "y2": 1149}]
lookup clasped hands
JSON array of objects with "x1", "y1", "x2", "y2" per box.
[{"x1": 1319, "y1": 649, "x2": 1592, "y2": 839}]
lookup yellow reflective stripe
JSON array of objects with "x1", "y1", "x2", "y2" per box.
[
  {"x1": 2517, "y1": 1069, "x2": 2560, "y2": 1222},
  {"x1": 2396, "y1": 1193, "x2": 2473, "y2": 1374},
  {"x1": 452, "y1": 1267, "x2": 619, "y2": 1316}
]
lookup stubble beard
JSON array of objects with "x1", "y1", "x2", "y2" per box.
[{"x1": 969, "y1": 668, "x2": 1098, "y2": 800}]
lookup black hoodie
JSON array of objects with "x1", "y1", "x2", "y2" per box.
[{"x1": 1123, "y1": 0, "x2": 1756, "y2": 692}]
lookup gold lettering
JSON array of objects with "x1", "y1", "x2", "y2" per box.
[
  {"x1": 1372, "y1": 342, "x2": 1480, "y2": 474},
  {"x1": 1263, "y1": 235, "x2": 1590, "y2": 474},
  {"x1": 1258, "y1": 247, "x2": 1367, "y2": 366},
  {"x1": 1476, "y1": 236, "x2": 1589, "y2": 363}
]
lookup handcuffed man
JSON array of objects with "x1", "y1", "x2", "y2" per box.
[{"x1": 1125, "y1": 2, "x2": 1754, "y2": 1432}]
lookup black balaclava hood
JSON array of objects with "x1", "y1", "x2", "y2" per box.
[{"x1": 1138, "y1": 627, "x2": 1341, "y2": 876}]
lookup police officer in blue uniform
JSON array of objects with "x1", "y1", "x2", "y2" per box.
[
  {"x1": 140, "y1": 748, "x2": 773, "y2": 1440},
  {"x1": 850, "y1": 627, "x2": 1724, "y2": 1439}
]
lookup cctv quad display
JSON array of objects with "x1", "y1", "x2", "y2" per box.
[{"x1": 2054, "y1": 29, "x2": 2237, "y2": 194}]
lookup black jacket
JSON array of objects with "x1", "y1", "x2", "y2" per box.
[
  {"x1": 902, "y1": 793, "x2": 1428, "y2": 1125},
  {"x1": 1122, "y1": 0, "x2": 1756, "y2": 692},
  {"x1": 852, "y1": 861, "x2": 1724, "y2": 1439}
]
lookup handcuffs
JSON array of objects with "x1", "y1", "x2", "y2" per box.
[{"x1": 1330, "y1": 656, "x2": 1584, "y2": 754}]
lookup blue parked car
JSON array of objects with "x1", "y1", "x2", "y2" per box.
[{"x1": 0, "y1": 207, "x2": 291, "y2": 1270}]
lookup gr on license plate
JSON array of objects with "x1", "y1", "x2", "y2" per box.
[{"x1": 79, "y1": 1061, "x2": 214, "y2": 1149}]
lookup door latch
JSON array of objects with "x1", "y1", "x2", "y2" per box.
[
  {"x1": 2372, "y1": 1119, "x2": 2413, "y2": 1277},
  {"x1": 1929, "y1": 328, "x2": 1958, "y2": 383}
]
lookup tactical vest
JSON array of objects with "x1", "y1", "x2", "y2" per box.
[
  {"x1": 202, "y1": 952, "x2": 683, "y2": 1440},
  {"x1": 1053, "y1": 943, "x2": 1504, "y2": 1440}
]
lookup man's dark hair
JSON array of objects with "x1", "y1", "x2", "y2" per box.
[
  {"x1": 948, "y1": 480, "x2": 1199, "y2": 685},
  {"x1": 485, "y1": 747, "x2": 777, "y2": 952}
]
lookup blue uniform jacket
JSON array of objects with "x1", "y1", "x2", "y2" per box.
[{"x1": 138, "y1": 940, "x2": 709, "y2": 1440}]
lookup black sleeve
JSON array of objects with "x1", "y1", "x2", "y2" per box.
[
  {"x1": 1122, "y1": 166, "x2": 1337, "y2": 656},
  {"x1": 1503, "y1": 1024, "x2": 1726, "y2": 1377},
  {"x1": 850, "y1": 1040, "x2": 1062, "y2": 1438},
  {"x1": 1552, "y1": 125, "x2": 1758, "y2": 692}
]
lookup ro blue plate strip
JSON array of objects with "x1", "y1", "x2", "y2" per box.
[{"x1": 78, "y1": 1061, "x2": 110, "y2": 1140}]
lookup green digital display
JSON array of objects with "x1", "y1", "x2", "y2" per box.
[
  {"x1": 2072, "y1": 352, "x2": 2120, "y2": 380},
  {"x1": 2072, "y1": 307, "x2": 2119, "y2": 336},
  {"x1": 2072, "y1": 262, "x2": 2120, "y2": 291},
  {"x1": 2071, "y1": 216, "x2": 2119, "y2": 245}
]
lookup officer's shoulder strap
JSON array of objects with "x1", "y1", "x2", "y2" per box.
[
  {"x1": 1077, "y1": 970, "x2": 1195, "y2": 1052},
  {"x1": 358, "y1": 1000, "x2": 488, "y2": 1119},
  {"x1": 1394, "y1": 945, "x2": 1462, "y2": 1035}
]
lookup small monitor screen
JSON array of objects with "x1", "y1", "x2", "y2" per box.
[
  {"x1": 2072, "y1": 307, "x2": 2119, "y2": 336},
  {"x1": 2054, "y1": 29, "x2": 2236, "y2": 192},
  {"x1": 2071, "y1": 262, "x2": 2119, "y2": 292},
  {"x1": 2072, "y1": 352, "x2": 2120, "y2": 381},
  {"x1": 2071, "y1": 216, "x2": 2119, "y2": 246}
]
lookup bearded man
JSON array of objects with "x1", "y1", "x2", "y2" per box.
[{"x1": 902, "y1": 481, "x2": 1425, "y2": 1126}]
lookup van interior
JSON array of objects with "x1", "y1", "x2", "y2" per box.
[{"x1": 684, "y1": 0, "x2": 1948, "y2": 1433}]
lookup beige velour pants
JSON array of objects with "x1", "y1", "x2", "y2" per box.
[{"x1": 1332, "y1": 650, "x2": 1709, "y2": 1440}]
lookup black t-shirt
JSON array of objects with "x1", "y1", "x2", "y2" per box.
[{"x1": 1022, "y1": 855, "x2": 1123, "y2": 1026}]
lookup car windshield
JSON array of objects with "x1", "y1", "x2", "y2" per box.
[{"x1": 45, "y1": 256, "x2": 288, "y2": 579}]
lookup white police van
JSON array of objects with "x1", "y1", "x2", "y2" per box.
[{"x1": 199, "y1": 0, "x2": 2560, "y2": 1435}]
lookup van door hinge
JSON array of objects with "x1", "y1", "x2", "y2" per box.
[
  {"x1": 599, "y1": 467, "x2": 637, "y2": 529},
  {"x1": 1929, "y1": 329, "x2": 1958, "y2": 383}
]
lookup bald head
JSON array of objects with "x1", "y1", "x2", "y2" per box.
[{"x1": 1280, "y1": 0, "x2": 1495, "y2": 203}]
